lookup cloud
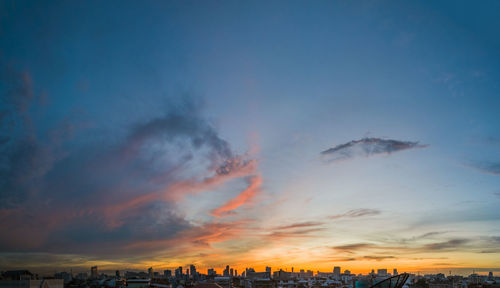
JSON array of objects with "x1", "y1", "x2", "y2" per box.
[
  {"x1": 0, "y1": 75, "x2": 259, "y2": 258},
  {"x1": 0, "y1": 64, "x2": 58, "y2": 208},
  {"x1": 473, "y1": 162, "x2": 500, "y2": 175},
  {"x1": 266, "y1": 228, "x2": 325, "y2": 241},
  {"x1": 211, "y1": 175, "x2": 262, "y2": 217},
  {"x1": 329, "y1": 208, "x2": 381, "y2": 220},
  {"x1": 422, "y1": 239, "x2": 470, "y2": 251},
  {"x1": 362, "y1": 255, "x2": 396, "y2": 261},
  {"x1": 274, "y1": 221, "x2": 324, "y2": 230},
  {"x1": 332, "y1": 243, "x2": 375, "y2": 253},
  {"x1": 321, "y1": 137, "x2": 427, "y2": 163}
]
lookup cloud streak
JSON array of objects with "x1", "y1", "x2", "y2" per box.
[
  {"x1": 273, "y1": 221, "x2": 324, "y2": 230},
  {"x1": 211, "y1": 175, "x2": 262, "y2": 217},
  {"x1": 472, "y1": 161, "x2": 500, "y2": 175},
  {"x1": 321, "y1": 137, "x2": 427, "y2": 163},
  {"x1": 329, "y1": 208, "x2": 381, "y2": 220}
]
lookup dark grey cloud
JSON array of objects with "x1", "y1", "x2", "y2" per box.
[
  {"x1": 321, "y1": 137, "x2": 427, "y2": 163},
  {"x1": 332, "y1": 243, "x2": 374, "y2": 252},
  {"x1": 0, "y1": 62, "x2": 34, "y2": 118},
  {"x1": 274, "y1": 221, "x2": 324, "y2": 230},
  {"x1": 329, "y1": 208, "x2": 381, "y2": 220},
  {"x1": 330, "y1": 235, "x2": 500, "y2": 256},
  {"x1": 473, "y1": 161, "x2": 500, "y2": 175},
  {"x1": 0, "y1": 63, "x2": 55, "y2": 208},
  {"x1": 267, "y1": 228, "x2": 325, "y2": 240},
  {"x1": 421, "y1": 239, "x2": 470, "y2": 251},
  {"x1": 362, "y1": 255, "x2": 396, "y2": 261},
  {"x1": 0, "y1": 67, "x2": 254, "y2": 257}
]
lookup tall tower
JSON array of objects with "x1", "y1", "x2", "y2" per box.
[
  {"x1": 334, "y1": 266, "x2": 341, "y2": 276},
  {"x1": 148, "y1": 267, "x2": 153, "y2": 278},
  {"x1": 90, "y1": 266, "x2": 98, "y2": 279}
]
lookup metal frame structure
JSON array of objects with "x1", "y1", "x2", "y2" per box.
[{"x1": 369, "y1": 273, "x2": 409, "y2": 288}]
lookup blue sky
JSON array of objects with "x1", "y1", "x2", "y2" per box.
[{"x1": 1, "y1": 0, "x2": 500, "y2": 274}]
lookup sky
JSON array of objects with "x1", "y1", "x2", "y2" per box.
[{"x1": 1, "y1": 0, "x2": 500, "y2": 276}]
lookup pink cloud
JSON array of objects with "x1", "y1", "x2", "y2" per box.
[{"x1": 211, "y1": 175, "x2": 262, "y2": 217}]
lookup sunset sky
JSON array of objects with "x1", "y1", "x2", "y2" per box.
[{"x1": 1, "y1": 0, "x2": 500, "y2": 276}]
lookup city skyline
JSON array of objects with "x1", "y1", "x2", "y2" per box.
[
  {"x1": 1, "y1": 0, "x2": 500, "y2": 277},
  {"x1": 8, "y1": 263, "x2": 499, "y2": 278}
]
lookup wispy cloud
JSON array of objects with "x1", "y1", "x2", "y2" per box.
[
  {"x1": 332, "y1": 237, "x2": 477, "y2": 257},
  {"x1": 273, "y1": 221, "x2": 324, "y2": 230},
  {"x1": 332, "y1": 243, "x2": 375, "y2": 253},
  {"x1": 211, "y1": 175, "x2": 262, "y2": 217},
  {"x1": 362, "y1": 255, "x2": 396, "y2": 261},
  {"x1": 264, "y1": 222, "x2": 326, "y2": 241},
  {"x1": 472, "y1": 161, "x2": 500, "y2": 175},
  {"x1": 266, "y1": 228, "x2": 325, "y2": 241},
  {"x1": 329, "y1": 208, "x2": 381, "y2": 220},
  {"x1": 321, "y1": 137, "x2": 427, "y2": 163},
  {"x1": 422, "y1": 239, "x2": 470, "y2": 251}
]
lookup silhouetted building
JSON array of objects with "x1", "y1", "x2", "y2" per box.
[
  {"x1": 54, "y1": 272, "x2": 72, "y2": 283},
  {"x1": 76, "y1": 272, "x2": 87, "y2": 280},
  {"x1": 334, "y1": 267, "x2": 341, "y2": 276},
  {"x1": 194, "y1": 283, "x2": 224, "y2": 288},
  {"x1": 127, "y1": 278, "x2": 150, "y2": 288},
  {"x1": 191, "y1": 265, "x2": 197, "y2": 279},
  {"x1": 272, "y1": 270, "x2": 289, "y2": 281},
  {"x1": 164, "y1": 270, "x2": 172, "y2": 278},
  {"x1": 393, "y1": 269, "x2": 398, "y2": 276},
  {"x1": 148, "y1": 267, "x2": 153, "y2": 278},
  {"x1": 1, "y1": 270, "x2": 33, "y2": 280},
  {"x1": 90, "y1": 266, "x2": 98, "y2": 279},
  {"x1": 0, "y1": 279, "x2": 63, "y2": 288},
  {"x1": 378, "y1": 269, "x2": 387, "y2": 277},
  {"x1": 215, "y1": 277, "x2": 231, "y2": 288}
]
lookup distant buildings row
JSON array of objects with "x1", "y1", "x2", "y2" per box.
[{"x1": 1, "y1": 266, "x2": 498, "y2": 288}]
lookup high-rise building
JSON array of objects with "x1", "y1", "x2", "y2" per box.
[
  {"x1": 393, "y1": 269, "x2": 398, "y2": 276},
  {"x1": 344, "y1": 270, "x2": 351, "y2": 275},
  {"x1": 265, "y1": 267, "x2": 271, "y2": 274},
  {"x1": 223, "y1": 265, "x2": 230, "y2": 277},
  {"x1": 175, "y1": 267, "x2": 183, "y2": 278},
  {"x1": 230, "y1": 268, "x2": 234, "y2": 277},
  {"x1": 148, "y1": 267, "x2": 153, "y2": 278},
  {"x1": 164, "y1": 270, "x2": 172, "y2": 278},
  {"x1": 190, "y1": 265, "x2": 197, "y2": 279},
  {"x1": 377, "y1": 269, "x2": 387, "y2": 276},
  {"x1": 90, "y1": 266, "x2": 98, "y2": 279},
  {"x1": 333, "y1": 266, "x2": 341, "y2": 275},
  {"x1": 115, "y1": 270, "x2": 120, "y2": 278},
  {"x1": 208, "y1": 268, "x2": 216, "y2": 276}
]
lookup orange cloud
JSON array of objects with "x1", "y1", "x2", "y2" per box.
[
  {"x1": 102, "y1": 157, "x2": 258, "y2": 227},
  {"x1": 211, "y1": 175, "x2": 262, "y2": 217}
]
